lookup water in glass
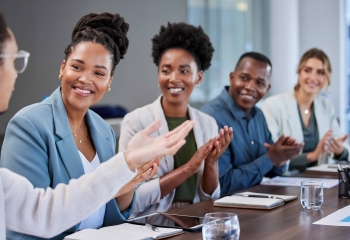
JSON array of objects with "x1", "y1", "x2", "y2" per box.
[
  {"x1": 300, "y1": 180, "x2": 323, "y2": 210},
  {"x1": 202, "y1": 212, "x2": 240, "y2": 240}
]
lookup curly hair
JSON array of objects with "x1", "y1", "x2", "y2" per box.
[
  {"x1": 151, "y1": 22, "x2": 214, "y2": 72},
  {"x1": 0, "y1": 12, "x2": 11, "y2": 65},
  {"x1": 64, "y1": 12, "x2": 129, "y2": 75}
]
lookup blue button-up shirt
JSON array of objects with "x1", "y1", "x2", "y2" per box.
[{"x1": 200, "y1": 87, "x2": 285, "y2": 196}]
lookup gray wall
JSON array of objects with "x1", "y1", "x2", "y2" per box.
[
  {"x1": 0, "y1": 0, "x2": 187, "y2": 135},
  {"x1": 267, "y1": 0, "x2": 347, "y2": 132},
  {"x1": 299, "y1": 0, "x2": 347, "y2": 131}
]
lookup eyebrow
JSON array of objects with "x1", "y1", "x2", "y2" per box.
[
  {"x1": 160, "y1": 64, "x2": 192, "y2": 68},
  {"x1": 70, "y1": 59, "x2": 108, "y2": 71},
  {"x1": 241, "y1": 72, "x2": 267, "y2": 82}
]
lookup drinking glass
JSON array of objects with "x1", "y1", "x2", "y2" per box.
[
  {"x1": 202, "y1": 212, "x2": 240, "y2": 240},
  {"x1": 300, "y1": 180, "x2": 323, "y2": 210}
]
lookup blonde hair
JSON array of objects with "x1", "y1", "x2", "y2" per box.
[{"x1": 294, "y1": 48, "x2": 332, "y2": 91}]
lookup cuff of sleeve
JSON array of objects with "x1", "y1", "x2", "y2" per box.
[
  {"x1": 198, "y1": 182, "x2": 221, "y2": 201},
  {"x1": 255, "y1": 154, "x2": 274, "y2": 175},
  {"x1": 334, "y1": 148, "x2": 349, "y2": 160}
]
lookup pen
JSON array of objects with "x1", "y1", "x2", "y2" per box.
[
  {"x1": 145, "y1": 223, "x2": 159, "y2": 232},
  {"x1": 235, "y1": 194, "x2": 282, "y2": 200},
  {"x1": 328, "y1": 165, "x2": 338, "y2": 169}
]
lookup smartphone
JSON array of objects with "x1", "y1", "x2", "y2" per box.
[{"x1": 126, "y1": 212, "x2": 204, "y2": 232}]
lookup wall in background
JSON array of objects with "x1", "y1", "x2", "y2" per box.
[
  {"x1": 0, "y1": 0, "x2": 187, "y2": 135},
  {"x1": 1, "y1": 0, "x2": 347, "y2": 135},
  {"x1": 268, "y1": 0, "x2": 347, "y2": 133},
  {"x1": 299, "y1": 0, "x2": 347, "y2": 133}
]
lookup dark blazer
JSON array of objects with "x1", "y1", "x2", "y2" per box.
[{"x1": 1, "y1": 87, "x2": 134, "y2": 240}]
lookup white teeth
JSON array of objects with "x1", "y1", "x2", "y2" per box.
[
  {"x1": 241, "y1": 94, "x2": 253, "y2": 99},
  {"x1": 169, "y1": 88, "x2": 182, "y2": 93},
  {"x1": 76, "y1": 88, "x2": 91, "y2": 94},
  {"x1": 307, "y1": 84, "x2": 317, "y2": 87}
]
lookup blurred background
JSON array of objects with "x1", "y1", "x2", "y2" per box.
[{"x1": 0, "y1": 0, "x2": 349, "y2": 143}]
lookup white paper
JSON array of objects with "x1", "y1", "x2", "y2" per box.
[
  {"x1": 261, "y1": 176, "x2": 338, "y2": 189},
  {"x1": 313, "y1": 205, "x2": 350, "y2": 226}
]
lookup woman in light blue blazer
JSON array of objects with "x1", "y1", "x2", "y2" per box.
[
  {"x1": 263, "y1": 48, "x2": 349, "y2": 172},
  {"x1": 1, "y1": 12, "x2": 157, "y2": 240}
]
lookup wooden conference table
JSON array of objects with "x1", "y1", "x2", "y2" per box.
[{"x1": 165, "y1": 171, "x2": 350, "y2": 240}]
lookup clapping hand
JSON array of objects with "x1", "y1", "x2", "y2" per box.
[
  {"x1": 117, "y1": 157, "x2": 161, "y2": 196},
  {"x1": 264, "y1": 135, "x2": 304, "y2": 166},
  {"x1": 325, "y1": 134, "x2": 348, "y2": 157},
  {"x1": 205, "y1": 126, "x2": 233, "y2": 164},
  {"x1": 125, "y1": 119, "x2": 195, "y2": 170},
  {"x1": 307, "y1": 130, "x2": 332, "y2": 162}
]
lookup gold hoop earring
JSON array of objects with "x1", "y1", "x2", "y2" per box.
[
  {"x1": 106, "y1": 86, "x2": 111, "y2": 92},
  {"x1": 59, "y1": 74, "x2": 62, "y2": 80}
]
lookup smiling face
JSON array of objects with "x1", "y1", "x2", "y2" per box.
[
  {"x1": 229, "y1": 57, "x2": 271, "y2": 116},
  {"x1": 158, "y1": 48, "x2": 202, "y2": 115},
  {"x1": 0, "y1": 29, "x2": 18, "y2": 113},
  {"x1": 297, "y1": 57, "x2": 327, "y2": 95},
  {"x1": 60, "y1": 41, "x2": 113, "y2": 113}
]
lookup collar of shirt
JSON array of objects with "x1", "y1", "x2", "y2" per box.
[{"x1": 220, "y1": 86, "x2": 257, "y2": 121}]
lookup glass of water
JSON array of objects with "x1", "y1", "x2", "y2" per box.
[
  {"x1": 202, "y1": 212, "x2": 240, "y2": 240},
  {"x1": 300, "y1": 180, "x2": 323, "y2": 210}
]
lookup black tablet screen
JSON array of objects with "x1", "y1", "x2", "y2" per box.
[{"x1": 127, "y1": 213, "x2": 204, "y2": 231}]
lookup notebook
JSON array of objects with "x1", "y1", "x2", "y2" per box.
[
  {"x1": 214, "y1": 191, "x2": 297, "y2": 210},
  {"x1": 64, "y1": 223, "x2": 183, "y2": 240}
]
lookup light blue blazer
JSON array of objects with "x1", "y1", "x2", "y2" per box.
[{"x1": 1, "y1": 87, "x2": 134, "y2": 240}]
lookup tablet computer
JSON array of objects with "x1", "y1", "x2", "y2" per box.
[{"x1": 126, "y1": 212, "x2": 204, "y2": 232}]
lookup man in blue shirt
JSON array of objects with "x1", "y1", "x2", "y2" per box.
[{"x1": 200, "y1": 52, "x2": 304, "y2": 196}]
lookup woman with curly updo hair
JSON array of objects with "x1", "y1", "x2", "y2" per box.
[
  {"x1": 1, "y1": 12, "x2": 161, "y2": 240},
  {"x1": 119, "y1": 22, "x2": 233, "y2": 218}
]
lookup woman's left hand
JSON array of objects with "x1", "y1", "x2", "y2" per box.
[
  {"x1": 116, "y1": 157, "x2": 160, "y2": 196},
  {"x1": 325, "y1": 134, "x2": 348, "y2": 156},
  {"x1": 205, "y1": 126, "x2": 233, "y2": 164}
]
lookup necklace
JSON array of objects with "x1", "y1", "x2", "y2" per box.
[
  {"x1": 71, "y1": 126, "x2": 88, "y2": 143},
  {"x1": 304, "y1": 109, "x2": 309, "y2": 115}
]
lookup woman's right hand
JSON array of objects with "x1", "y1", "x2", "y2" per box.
[
  {"x1": 307, "y1": 129, "x2": 333, "y2": 162},
  {"x1": 184, "y1": 139, "x2": 215, "y2": 175}
]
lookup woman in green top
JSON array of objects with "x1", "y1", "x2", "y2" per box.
[{"x1": 118, "y1": 22, "x2": 233, "y2": 217}]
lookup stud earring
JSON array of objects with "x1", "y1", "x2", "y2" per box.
[
  {"x1": 158, "y1": 83, "x2": 160, "y2": 87},
  {"x1": 196, "y1": 83, "x2": 200, "y2": 87},
  {"x1": 106, "y1": 86, "x2": 111, "y2": 92},
  {"x1": 59, "y1": 74, "x2": 62, "y2": 80}
]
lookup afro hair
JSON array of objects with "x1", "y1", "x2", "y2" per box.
[{"x1": 151, "y1": 22, "x2": 214, "y2": 72}]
